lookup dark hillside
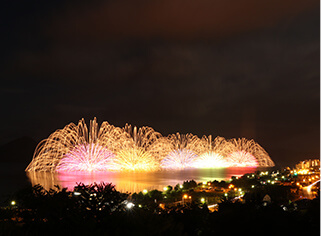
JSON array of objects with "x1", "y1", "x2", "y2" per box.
[{"x1": 0, "y1": 137, "x2": 37, "y2": 165}]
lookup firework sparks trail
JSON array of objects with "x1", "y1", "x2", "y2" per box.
[
  {"x1": 192, "y1": 152, "x2": 227, "y2": 168},
  {"x1": 160, "y1": 133, "x2": 205, "y2": 169},
  {"x1": 161, "y1": 149, "x2": 198, "y2": 169},
  {"x1": 25, "y1": 118, "x2": 127, "y2": 172},
  {"x1": 225, "y1": 150, "x2": 259, "y2": 167},
  {"x1": 111, "y1": 124, "x2": 165, "y2": 171},
  {"x1": 56, "y1": 144, "x2": 115, "y2": 172},
  {"x1": 114, "y1": 147, "x2": 159, "y2": 171},
  {"x1": 226, "y1": 138, "x2": 274, "y2": 167},
  {"x1": 26, "y1": 119, "x2": 275, "y2": 173}
]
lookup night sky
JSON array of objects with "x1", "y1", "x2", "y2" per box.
[{"x1": 1, "y1": 0, "x2": 320, "y2": 166}]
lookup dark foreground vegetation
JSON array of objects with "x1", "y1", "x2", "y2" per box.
[{"x1": 0, "y1": 181, "x2": 319, "y2": 236}]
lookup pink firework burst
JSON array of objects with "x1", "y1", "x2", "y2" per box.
[
  {"x1": 56, "y1": 144, "x2": 115, "y2": 172},
  {"x1": 161, "y1": 149, "x2": 197, "y2": 169},
  {"x1": 225, "y1": 150, "x2": 258, "y2": 167}
]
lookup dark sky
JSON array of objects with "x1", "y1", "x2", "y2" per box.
[{"x1": 1, "y1": 0, "x2": 320, "y2": 166}]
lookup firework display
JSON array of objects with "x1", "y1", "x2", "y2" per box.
[
  {"x1": 161, "y1": 149, "x2": 198, "y2": 169},
  {"x1": 113, "y1": 147, "x2": 159, "y2": 171},
  {"x1": 56, "y1": 144, "x2": 115, "y2": 172},
  {"x1": 191, "y1": 152, "x2": 227, "y2": 168},
  {"x1": 225, "y1": 151, "x2": 258, "y2": 167},
  {"x1": 26, "y1": 118, "x2": 275, "y2": 172}
]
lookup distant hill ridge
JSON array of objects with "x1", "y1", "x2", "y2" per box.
[{"x1": 0, "y1": 137, "x2": 37, "y2": 165}]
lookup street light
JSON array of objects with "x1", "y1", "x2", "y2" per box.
[{"x1": 126, "y1": 202, "x2": 135, "y2": 209}]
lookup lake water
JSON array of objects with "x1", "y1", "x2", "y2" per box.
[
  {"x1": 0, "y1": 162, "x2": 271, "y2": 198},
  {"x1": 26, "y1": 167, "x2": 259, "y2": 193}
]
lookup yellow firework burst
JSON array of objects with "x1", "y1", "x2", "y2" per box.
[{"x1": 113, "y1": 147, "x2": 159, "y2": 171}]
